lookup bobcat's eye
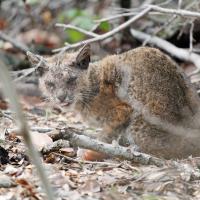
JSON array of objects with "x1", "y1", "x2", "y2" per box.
[
  {"x1": 46, "y1": 81, "x2": 55, "y2": 89},
  {"x1": 66, "y1": 76, "x2": 77, "y2": 84}
]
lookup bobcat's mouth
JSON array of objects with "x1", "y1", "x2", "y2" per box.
[
  {"x1": 60, "y1": 98, "x2": 74, "y2": 106},
  {"x1": 61, "y1": 101, "x2": 72, "y2": 106}
]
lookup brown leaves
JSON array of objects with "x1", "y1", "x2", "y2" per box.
[{"x1": 16, "y1": 178, "x2": 39, "y2": 200}]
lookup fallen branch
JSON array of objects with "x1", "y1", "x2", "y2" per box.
[
  {"x1": 130, "y1": 29, "x2": 200, "y2": 76},
  {"x1": 41, "y1": 140, "x2": 70, "y2": 155},
  {"x1": 0, "y1": 60, "x2": 55, "y2": 200},
  {"x1": 58, "y1": 128, "x2": 165, "y2": 167}
]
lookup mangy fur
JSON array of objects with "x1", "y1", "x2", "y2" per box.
[{"x1": 28, "y1": 46, "x2": 200, "y2": 159}]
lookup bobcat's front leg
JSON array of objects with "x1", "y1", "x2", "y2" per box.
[{"x1": 83, "y1": 100, "x2": 133, "y2": 161}]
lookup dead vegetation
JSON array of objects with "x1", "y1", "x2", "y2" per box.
[{"x1": 1, "y1": 0, "x2": 200, "y2": 199}]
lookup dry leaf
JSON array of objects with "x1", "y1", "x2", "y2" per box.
[{"x1": 30, "y1": 132, "x2": 53, "y2": 151}]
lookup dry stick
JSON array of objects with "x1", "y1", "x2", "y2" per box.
[
  {"x1": 56, "y1": 23, "x2": 99, "y2": 38},
  {"x1": 41, "y1": 140, "x2": 69, "y2": 155},
  {"x1": 189, "y1": 21, "x2": 194, "y2": 53},
  {"x1": 178, "y1": 0, "x2": 182, "y2": 9},
  {"x1": 59, "y1": 128, "x2": 164, "y2": 167},
  {"x1": 149, "y1": 5, "x2": 200, "y2": 18},
  {"x1": 53, "y1": 7, "x2": 152, "y2": 52},
  {"x1": 95, "y1": 4, "x2": 200, "y2": 23},
  {"x1": 95, "y1": 12, "x2": 139, "y2": 23},
  {"x1": 0, "y1": 60, "x2": 55, "y2": 200},
  {"x1": 14, "y1": 52, "x2": 49, "y2": 82},
  {"x1": 53, "y1": 152, "x2": 121, "y2": 167},
  {"x1": 14, "y1": 67, "x2": 36, "y2": 82},
  {"x1": 0, "y1": 31, "x2": 29, "y2": 53},
  {"x1": 130, "y1": 29, "x2": 200, "y2": 77}
]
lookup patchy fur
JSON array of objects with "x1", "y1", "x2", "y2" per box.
[{"x1": 27, "y1": 45, "x2": 200, "y2": 159}]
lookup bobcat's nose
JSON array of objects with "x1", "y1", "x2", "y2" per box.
[{"x1": 57, "y1": 94, "x2": 66, "y2": 102}]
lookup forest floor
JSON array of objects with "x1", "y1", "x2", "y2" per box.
[
  {"x1": 1, "y1": 1, "x2": 200, "y2": 200},
  {"x1": 0, "y1": 96, "x2": 200, "y2": 200}
]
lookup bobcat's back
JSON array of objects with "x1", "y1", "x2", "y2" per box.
[{"x1": 120, "y1": 47, "x2": 199, "y2": 125}]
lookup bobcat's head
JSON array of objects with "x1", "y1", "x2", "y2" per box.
[{"x1": 27, "y1": 44, "x2": 90, "y2": 104}]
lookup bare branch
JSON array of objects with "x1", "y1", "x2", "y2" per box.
[
  {"x1": 52, "y1": 152, "x2": 121, "y2": 167},
  {"x1": 54, "y1": 4, "x2": 200, "y2": 53},
  {"x1": 0, "y1": 60, "x2": 55, "y2": 200},
  {"x1": 96, "y1": 4, "x2": 200, "y2": 23},
  {"x1": 56, "y1": 23, "x2": 99, "y2": 37},
  {"x1": 58, "y1": 128, "x2": 164, "y2": 167},
  {"x1": 41, "y1": 140, "x2": 69, "y2": 155},
  {"x1": 178, "y1": 0, "x2": 182, "y2": 9},
  {"x1": 95, "y1": 12, "x2": 138, "y2": 23},
  {"x1": 149, "y1": 5, "x2": 200, "y2": 18},
  {"x1": 14, "y1": 67, "x2": 35, "y2": 82},
  {"x1": 130, "y1": 29, "x2": 200, "y2": 76},
  {"x1": 53, "y1": 7, "x2": 152, "y2": 52},
  {"x1": 189, "y1": 21, "x2": 194, "y2": 53}
]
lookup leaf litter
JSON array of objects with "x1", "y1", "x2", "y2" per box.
[{"x1": 0, "y1": 96, "x2": 200, "y2": 200}]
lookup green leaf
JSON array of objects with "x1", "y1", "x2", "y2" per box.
[
  {"x1": 66, "y1": 29, "x2": 85, "y2": 43},
  {"x1": 99, "y1": 21, "x2": 110, "y2": 32}
]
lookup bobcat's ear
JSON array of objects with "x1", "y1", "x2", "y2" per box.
[
  {"x1": 75, "y1": 44, "x2": 90, "y2": 69},
  {"x1": 26, "y1": 51, "x2": 49, "y2": 76}
]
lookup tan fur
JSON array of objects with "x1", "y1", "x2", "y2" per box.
[{"x1": 27, "y1": 46, "x2": 200, "y2": 159}]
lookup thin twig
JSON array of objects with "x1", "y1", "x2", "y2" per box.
[
  {"x1": 0, "y1": 111, "x2": 13, "y2": 121},
  {"x1": 130, "y1": 29, "x2": 200, "y2": 77},
  {"x1": 178, "y1": 0, "x2": 182, "y2": 9},
  {"x1": 53, "y1": 7, "x2": 152, "y2": 52},
  {"x1": 56, "y1": 23, "x2": 99, "y2": 37},
  {"x1": 148, "y1": 5, "x2": 200, "y2": 18},
  {"x1": 0, "y1": 60, "x2": 55, "y2": 200},
  {"x1": 0, "y1": 31, "x2": 29, "y2": 53},
  {"x1": 143, "y1": 0, "x2": 183, "y2": 46},
  {"x1": 96, "y1": 4, "x2": 200, "y2": 23},
  {"x1": 95, "y1": 12, "x2": 138, "y2": 23},
  {"x1": 53, "y1": 152, "x2": 121, "y2": 167},
  {"x1": 14, "y1": 67, "x2": 36, "y2": 82},
  {"x1": 189, "y1": 21, "x2": 194, "y2": 53}
]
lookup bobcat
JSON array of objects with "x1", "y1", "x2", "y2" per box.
[{"x1": 27, "y1": 44, "x2": 200, "y2": 160}]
